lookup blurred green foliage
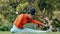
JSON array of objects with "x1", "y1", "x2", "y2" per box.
[{"x1": 0, "y1": 0, "x2": 60, "y2": 31}]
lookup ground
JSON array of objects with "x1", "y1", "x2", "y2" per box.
[{"x1": 0, "y1": 31, "x2": 60, "y2": 34}]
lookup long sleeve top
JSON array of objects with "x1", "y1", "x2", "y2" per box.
[{"x1": 13, "y1": 14, "x2": 43, "y2": 28}]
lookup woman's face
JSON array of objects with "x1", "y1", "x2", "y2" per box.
[{"x1": 28, "y1": 14, "x2": 33, "y2": 19}]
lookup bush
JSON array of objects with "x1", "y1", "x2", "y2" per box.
[
  {"x1": 24, "y1": 23, "x2": 36, "y2": 29},
  {"x1": 0, "y1": 23, "x2": 12, "y2": 31}
]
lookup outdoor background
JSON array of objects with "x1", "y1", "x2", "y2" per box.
[{"x1": 0, "y1": 0, "x2": 60, "y2": 33}]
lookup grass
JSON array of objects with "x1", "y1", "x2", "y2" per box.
[{"x1": 0, "y1": 31, "x2": 60, "y2": 34}]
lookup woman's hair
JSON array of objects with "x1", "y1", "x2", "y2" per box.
[{"x1": 27, "y1": 7, "x2": 36, "y2": 15}]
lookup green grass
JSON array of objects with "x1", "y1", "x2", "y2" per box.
[{"x1": 0, "y1": 31, "x2": 60, "y2": 34}]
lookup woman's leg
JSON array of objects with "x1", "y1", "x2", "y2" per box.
[
  {"x1": 10, "y1": 25, "x2": 47, "y2": 32},
  {"x1": 21, "y1": 28, "x2": 47, "y2": 32},
  {"x1": 10, "y1": 25, "x2": 22, "y2": 32}
]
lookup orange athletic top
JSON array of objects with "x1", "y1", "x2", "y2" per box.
[{"x1": 13, "y1": 14, "x2": 43, "y2": 28}]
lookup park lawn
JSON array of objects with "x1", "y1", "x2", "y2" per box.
[{"x1": 0, "y1": 31, "x2": 60, "y2": 34}]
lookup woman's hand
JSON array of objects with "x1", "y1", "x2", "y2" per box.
[{"x1": 42, "y1": 24, "x2": 49, "y2": 27}]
